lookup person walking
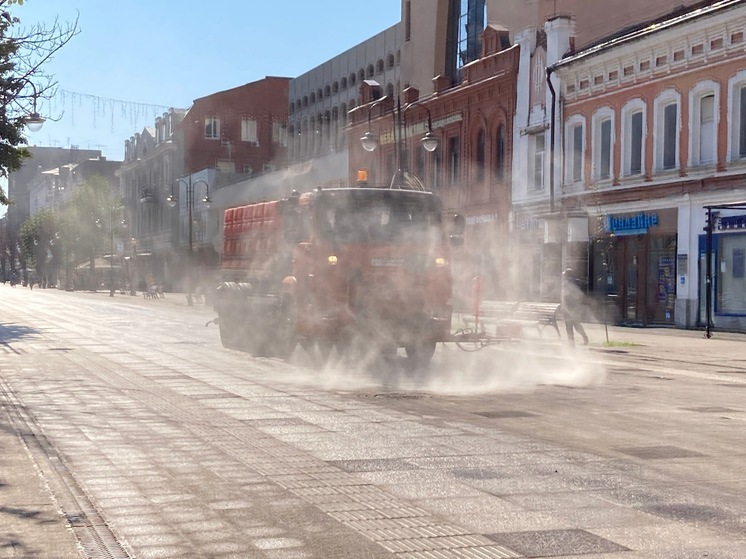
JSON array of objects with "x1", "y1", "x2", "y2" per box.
[{"x1": 561, "y1": 267, "x2": 589, "y2": 346}]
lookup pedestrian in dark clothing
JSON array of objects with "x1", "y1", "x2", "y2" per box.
[{"x1": 561, "y1": 267, "x2": 589, "y2": 346}]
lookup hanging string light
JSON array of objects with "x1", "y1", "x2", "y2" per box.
[{"x1": 53, "y1": 89, "x2": 172, "y2": 132}]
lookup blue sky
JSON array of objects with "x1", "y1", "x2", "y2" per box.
[{"x1": 16, "y1": 0, "x2": 402, "y2": 160}]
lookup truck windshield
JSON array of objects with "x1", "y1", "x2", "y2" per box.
[{"x1": 316, "y1": 190, "x2": 442, "y2": 244}]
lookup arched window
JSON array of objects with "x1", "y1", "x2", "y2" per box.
[
  {"x1": 350, "y1": 73, "x2": 356, "y2": 86},
  {"x1": 340, "y1": 103, "x2": 348, "y2": 126},
  {"x1": 358, "y1": 69, "x2": 365, "y2": 82},
  {"x1": 324, "y1": 85, "x2": 331, "y2": 97},
  {"x1": 494, "y1": 124, "x2": 505, "y2": 180},
  {"x1": 367, "y1": 64, "x2": 375, "y2": 78},
  {"x1": 310, "y1": 92, "x2": 316, "y2": 104},
  {"x1": 376, "y1": 59, "x2": 384, "y2": 74},
  {"x1": 475, "y1": 128, "x2": 486, "y2": 182},
  {"x1": 302, "y1": 96, "x2": 308, "y2": 107},
  {"x1": 332, "y1": 81, "x2": 339, "y2": 94},
  {"x1": 341, "y1": 77, "x2": 348, "y2": 89},
  {"x1": 387, "y1": 53, "x2": 395, "y2": 68},
  {"x1": 317, "y1": 88, "x2": 323, "y2": 100},
  {"x1": 386, "y1": 82, "x2": 394, "y2": 98}
]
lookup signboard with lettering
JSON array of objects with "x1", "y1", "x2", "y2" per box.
[
  {"x1": 604, "y1": 212, "x2": 659, "y2": 236},
  {"x1": 717, "y1": 214, "x2": 746, "y2": 230}
]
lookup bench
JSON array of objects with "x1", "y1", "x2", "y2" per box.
[{"x1": 464, "y1": 300, "x2": 562, "y2": 338}]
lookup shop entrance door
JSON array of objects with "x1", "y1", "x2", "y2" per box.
[
  {"x1": 622, "y1": 237, "x2": 642, "y2": 322},
  {"x1": 647, "y1": 235, "x2": 677, "y2": 323}
]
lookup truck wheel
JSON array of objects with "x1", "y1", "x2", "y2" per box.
[
  {"x1": 266, "y1": 298, "x2": 296, "y2": 359},
  {"x1": 219, "y1": 319, "x2": 240, "y2": 349},
  {"x1": 404, "y1": 340, "x2": 436, "y2": 369}
]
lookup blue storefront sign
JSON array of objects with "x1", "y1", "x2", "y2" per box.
[{"x1": 605, "y1": 212, "x2": 659, "y2": 236}]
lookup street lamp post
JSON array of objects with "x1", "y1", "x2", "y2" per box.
[
  {"x1": 167, "y1": 176, "x2": 211, "y2": 306},
  {"x1": 97, "y1": 207, "x2": 126, "y2": 297},
  {"x1": 360, "y1": 95, "x2": 439, "y2": 188}
]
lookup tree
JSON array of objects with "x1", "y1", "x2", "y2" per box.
[
  {"x1": 18, "y1": 205, "x2": 59, "y2": 282},
  {"x1": 0, "y1": 0, "x2": 79, "y2": 204}
]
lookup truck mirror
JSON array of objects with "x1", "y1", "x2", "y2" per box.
[{"x1": 451, "y1": 213, "x2": 465, "y2": 235}]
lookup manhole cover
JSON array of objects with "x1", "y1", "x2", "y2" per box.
[{"x1": 640, "y1": 503, "x2": 731, "y2": 522}]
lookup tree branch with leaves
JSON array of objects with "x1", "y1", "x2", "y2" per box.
[{"x1": 0, "y1": 0, "x2": 79, "y2": 204}]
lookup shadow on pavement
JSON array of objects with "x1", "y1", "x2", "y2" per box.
[{"x1": 0, "y1": 323, "x2": 40, "y2": 343}]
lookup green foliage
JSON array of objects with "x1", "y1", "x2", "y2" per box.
[
  {"x1": 0, "y1": 0, "x2": 79, "y2": 204},
  {"x1": 18, "y1": 174, "x2": 122, "y2": 276},
  {"x1": 18, "y1": 206, "x2": 59, "y2": 273}
]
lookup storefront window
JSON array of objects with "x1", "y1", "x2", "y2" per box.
[{"x1": 718, "y1": 234, "x2": 746, "y2": 313}]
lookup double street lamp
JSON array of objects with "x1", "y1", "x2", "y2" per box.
[
  {"x1": 360, "y1": 95, "x2": 439, "y2": 188},
  {"x1": 96, "y1": 208, "x2": 126, "y2": 297},
  {"x1": 167, "y1": 177, "x2": 212, "y2": 306}
]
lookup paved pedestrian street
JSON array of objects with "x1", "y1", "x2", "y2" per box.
[{"x1": 0, "y1": 285, "x2": 744, "y2": 558}]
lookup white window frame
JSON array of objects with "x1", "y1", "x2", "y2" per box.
[
  {"x1": 591, "y1": 107, "x2": 615, "y2": 183},
  {"x1": 688, "y1": 80, "x2": 719, "y2": 167},
  {"x1": 726, "y1": 69, "x2": 746, "y2": 163},
  {"x1": 653, "y1": 89, "x2": 681, "y2": 172},
  {"x1": 204, "y1": 116, "x2": 220, "y2": 140},
  {"x1": 529, "y1": 131, "x2": 546, "y2": 191},
  {"x1": 241, "y1": 118, "x2": 258, "y2": 144},
  {"x1": 272, "y1": 121, "x2": 287, "y2": 146},
  {"x1": 621, "y1": 98, "x2": 646, "y2": 177},
  {"x1": 564, "y1": 115, "x2": 586, "y2": 186}
]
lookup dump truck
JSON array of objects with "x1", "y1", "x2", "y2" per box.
[{"x1": 212, "y1": 184, "x2": 464, "y2": 367}]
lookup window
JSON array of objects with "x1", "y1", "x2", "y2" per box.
[
  {"x1": 530, "y1": 132, "x2": 545, "y2": 190},
  {"x1": 592, "y1": 109, "x2": 614, "y2": 181},
  {"x1": 204, "y1": 117, "x2": 219, "y2": 140},
  {"x1": 448, "y1": 136, "x2": 460, "y2": 185},
  {"x1": 494, "y1": 124, "x2": 505, "y2": 180},
  {"x1": 727, "y1": 71, "x2": 746, "y2": 161},
  {"x1": 475, "y1": 128, "x2": 486, "y2": 182},
  {"x1": 663, "y1": 103, "x2": 677, "y2": 169},
  {"x1": 690, "y1": 82, "x2": 718, "y2": 167},
  {"x1": 272, "y1": 121, "x2": 287, "y2": 147},
  {"x1": 449, "y1": 0, "x2": 487, "y2": 82},
  {"x1": 367, "y1": 64, "x2": 374, "y2": 78},
  {"x1": 565, "y1": 117, "x2": 585, "y2": 184},
  {"x1": 376, "y1": 59, "x2": 384, "y2": 74},
  {"x1": 621, "y1": 99, "x2": 645, "y2": 177},
  {"x1": 629, "y1": 111, "x2": 643, "y2": 174},
  {"x1": 741, "y1": 86, "x2": 746, "y2": 158},
  {"x1": 241, "y1": 118, "x2": 258, "y2": 144},
  {"x1": 654, "y1": 89, "x2": 680, "y2": 172},
  {"x1": 405, "y1": 1, "x2": 411, "y2": 41},
  {"x1": 387, "y1": 53, "x2": 395, "y2": 69}
]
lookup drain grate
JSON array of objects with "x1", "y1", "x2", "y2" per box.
[
  {"x1": 617, "y1": 445, "x2": 705, "y2": 459},
  {"x1": 486, "y1": 529, "x2": 629, "y2": 556},
  {"x1": 475, "y1": 410, "x2": 537, "y2": 419},
  {"x1": 329, "y1": 458, "x2": 419, "y2": 472},
  {"x1": 683, "y1": 406, "x2": 740, "y2": 413},
  {"x1": 451, "y1": 468, "x2": 502, "y2": 480}
]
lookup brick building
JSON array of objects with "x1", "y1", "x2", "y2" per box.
[{"x1": 549, "y1": 0, "x2": 746, "y2": 330}]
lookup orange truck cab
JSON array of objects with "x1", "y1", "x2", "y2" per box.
[{"x1": 213, "y1": 186, "x2": 463, "y2": 367}]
